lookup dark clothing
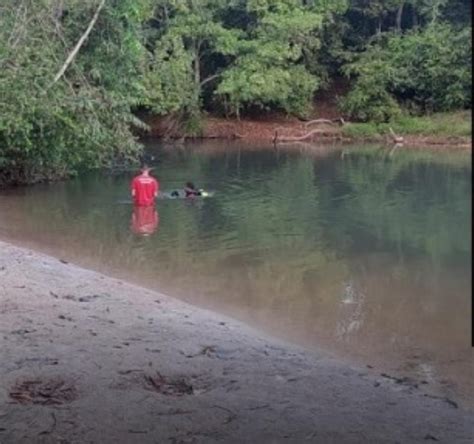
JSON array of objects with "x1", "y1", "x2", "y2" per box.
[{"x1": 184, "y1": 187, "x2": 201, "y2": 197}]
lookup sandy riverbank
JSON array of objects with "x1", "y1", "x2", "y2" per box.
[{"x1": 0, "y1": 241, "x2": 472, "y2": 443}]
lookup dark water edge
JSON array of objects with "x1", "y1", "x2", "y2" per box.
[{"x1": 0, "y1": 141, "x2": 472, "y2": 408}]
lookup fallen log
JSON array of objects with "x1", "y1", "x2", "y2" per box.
[
  {"x1": 274, "y1": 129, "x2": 324, "y2": 143},
  {"x1": 304, "y1": 117, "x2": 346, "y2": 128}
]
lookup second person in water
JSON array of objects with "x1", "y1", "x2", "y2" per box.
[
  {"x1": 184, "y1": 182, "x2": 202, "y2": 197},
  {"x1": 170, "y1": 182, "x2": 203, "y2": 198}
]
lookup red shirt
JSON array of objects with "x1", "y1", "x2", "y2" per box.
[
  {"x1": 131, "y1": 174, "x2": 159, "y2": 206},
  {"x1": 131, "y1": 206, "x2": 159, "y2": 235}
]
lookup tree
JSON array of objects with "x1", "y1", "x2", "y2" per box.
[
  {"x1": 216, "y1": 1, "x2": 325, "y2": 117},
  {"x1": 144, "y1": 0, "x2": 344, "y2": 120},
  {"x1": 340, "y1": 23, "x2": 472, "y2": 121},
  {"x1": 0, "y1": 0, "x2": 153, "y2": 185},
  {"x1": 143, "y1": 0, "x2": 240, "y2": 128}
]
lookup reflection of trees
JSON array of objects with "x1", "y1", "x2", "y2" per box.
[{"x1": 313, "y1": 147, "x2": 471, "y2": 269}]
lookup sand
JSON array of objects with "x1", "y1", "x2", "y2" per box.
[{"x1": 0, "y1": 241, "x2": 472, "y2": 443}]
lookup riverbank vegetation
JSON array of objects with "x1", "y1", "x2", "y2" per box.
[
  {"x1": 0, "y1": 0, "x2": 471, "y2": 185},
  {"x1": 342, "y1": 111, "x2": 472, "y2": 139}
]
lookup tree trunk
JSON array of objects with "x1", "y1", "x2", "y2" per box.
[
  {"x1": 192, "y1": 40, "x2": 202, "y2": 108},
  {"x1": 430, "y1": 1, "x2": 440, "y2": 25},
  {"x1": 194, "y1": 40, "x2": 201, "y2": 86},
  {"x1": 411, "y1": 6, "x2": 418, "y2": 28},
  {"x1": 396, "y1": 2, "x2": 404, "y2": 32},
  {"x1": 376, "y1": 16, "x2": 382, "y2": 35},
  {"x1": 53, "y1": 0, "x2": 64, "y2": 21}
]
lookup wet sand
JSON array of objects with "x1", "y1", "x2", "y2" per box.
[{"x1": 0, "y1": 241, "x2": 472, "y2": 443}]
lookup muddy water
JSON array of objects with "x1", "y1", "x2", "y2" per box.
[{"x1": 0, "y1": 141, "x2": 472, "y2": 407}]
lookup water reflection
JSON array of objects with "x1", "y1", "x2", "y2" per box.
[
  {"x1": 0, "y1": 142, "x2": 471, "y2": 407},
  {"x1": 336, "y1": 280, "x2": 366, "y2": 340},
  {"x1": 131, "y1": 206, "x2": 159, "y2": 236}
]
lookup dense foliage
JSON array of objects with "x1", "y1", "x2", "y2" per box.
[
  {"x1": 340, "y1": 23, "x2": 472, "y2": 121},
  {"x1": 143, "y1": 1, "x2": 347, "y2": 120},
  {"x1": 0, "y1": 0, "x2": 152, "y2": 185},
  {"x1": 0, "y1": 0, "x2": 471, "y2": 184}
]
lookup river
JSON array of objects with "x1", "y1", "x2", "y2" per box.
[{"x1": 0, "y1": 141, "x2": 472, "y2": 407}]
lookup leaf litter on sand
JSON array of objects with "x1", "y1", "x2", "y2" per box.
[
  {"x1": 144, "y1": 372, "x2": 194, "y2": 396},
  {"x1": 9, "y1": 377, "x2": 78, "y2": 406}
]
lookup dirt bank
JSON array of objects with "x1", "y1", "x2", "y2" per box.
[
  {"x1": 145, "y1": 114, "x2": 348, "y2": 141},
  {"x1": 0, "y1": 241, "x2": 472, "y2": 443},
  {"x1": 142, "y1": 114, "x2": 471, "y2": 149}
]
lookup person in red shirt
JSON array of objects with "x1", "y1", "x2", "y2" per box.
[{"x1": 131, "y1": 165, "x2": 159, "y2": 207}]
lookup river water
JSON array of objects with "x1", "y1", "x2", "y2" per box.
[{"x1": 0, "y1": 141, "x2": 472, "y2": 407}]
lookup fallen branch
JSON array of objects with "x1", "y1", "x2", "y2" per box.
[
  {"x1": 52, "y1": 0, "x2": 106, "y2": 85},
  {"x1": 304, "y1": 117, "x2": 346, "y2": 128},
  {"x1": 304, "y1": 118, "x2": 335, "y2": 127},
  {"x1": 389, "y1": 127, "x2": 404, "y2": 144},
  {"x1": 274, "y1": 129, "x2": 324, "y2": 143}
]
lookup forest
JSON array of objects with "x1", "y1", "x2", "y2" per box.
[{"x1": 0, "y1": 0, "x2": 471, "y2": 184}]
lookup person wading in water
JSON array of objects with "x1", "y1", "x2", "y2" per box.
[
  {"x1": 130, "y1": 165, "x2": 159, "y2": 235},
  {"x1": 131, "y1": 165, "x2": 159, "y2": 206}
]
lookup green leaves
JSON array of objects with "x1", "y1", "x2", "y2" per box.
[
  {"x1": 218, "y1": 62, "x2": 317, "y2": 115},
  {"x1": 340, "y1": 23, "x2": 472, "y2": 121},
  {"x1": 0, "y1": 0, "x2": 151, "y2": 185},
  {"x1": 144, "y1": 36, "x2": 195, "y2": 115},
  {"x1": 0, "y1": 0, "x2": 471, "y2": 185},
  {"x1": 141, "y1": 0, "x2": 326, "y2": 120},
  {"x1": 213, "y1": 1, "x2": 324, "y2": 116}
]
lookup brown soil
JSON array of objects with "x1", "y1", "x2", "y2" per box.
[
  {"x1": 144, "y1": 114, "x2": 345, "y2": 141},
  {"x1": 142, "y1": 113, "x2": 471, "y2": 148}
]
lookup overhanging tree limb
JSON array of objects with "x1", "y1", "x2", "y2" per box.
[
  {"x1": 200, "y1": 73, "x2": 221, "y2": 88},
  {"x1": 52, "y1": 0, "x2": 106, "y2": 85}
]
